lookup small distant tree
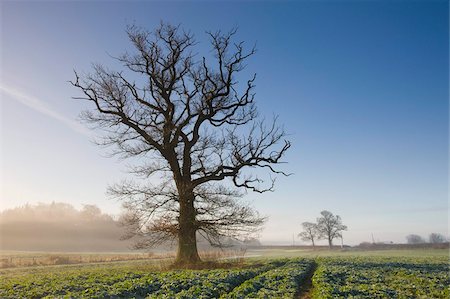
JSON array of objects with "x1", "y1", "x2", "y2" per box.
[
  {"x1": 406, "y1": 234, "x2": 425, "y2": 244},
  {"x1": 80, "y1": 205, "x2": 102, "y2": 221},
  {"x1": 298, "y1": 222, "x2": 320, "y2": 249},
  {"x1": 316, "y1": 210, "x2": 347, "y2": 249},
  {"x1": 429, "y1": 233, "x2": 446, "y2": 244},
  {"x1": 80, "y1": 204, "x2": 113, "y2": 222}
]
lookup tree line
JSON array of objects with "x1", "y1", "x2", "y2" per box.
[
  {"x1": 298, "y1": 211, "x2": 448, "y2": 247},
  {"x1": 406, "y1": 233, "x2": 447, "y2": 244},
  {"x1": 0, "y1": 203, "x2": 132, "y2": 252},
  {"x1": 0, "y1": 202, "x2": 114, "y2": 223}
]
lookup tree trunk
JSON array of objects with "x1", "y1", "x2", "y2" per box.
[
  {"x1": 328, "y1": 238, "x2": 333, "y2": 249},
  {"x1": 175, "y1": 191, "x2": 200, "y2": 265},
  {"x1": 312, "y1": 239, "x2": 315, "y2": 250}
]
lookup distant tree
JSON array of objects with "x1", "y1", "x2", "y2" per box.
[
  {"x1": 0, "y1": 202, "x2": 78, "y2": 222},
  {"x1": 80, "y1": 204, "x2": 113, "y2": 222},
  {"x1": 429, "y1": 233, "x2": 446, "y2": 244},
  {"x1": 316, "y1": 210, "x2": 347, "y2": 249},
  {"x1": 298, "y1": 222, "x2": 320, "y2": 249},
  {"x1": 80, "y1": 205, "x2": 102, "y2": 221},
  {"x1": 0, "y1": 202, "x2": 113, "y2": 224},
  {"x1": 71, "y1": 23, "x2": 290, "y2": 265},
  {"x1": 406, "y1": 234, "x2": 425, "y2": 244}
]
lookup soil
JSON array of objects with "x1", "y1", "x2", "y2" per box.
[{"x1": 296, "y1": 262, "x2": 317, "y2": 299}]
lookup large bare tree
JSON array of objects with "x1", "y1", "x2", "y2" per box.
[{"x1": 71, "y1": 23, "x2": 290, "y2": 265}]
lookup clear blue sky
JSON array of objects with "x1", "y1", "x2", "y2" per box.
[{"x1": 1, "y1": 0, "x2": 448, "y2": 245}]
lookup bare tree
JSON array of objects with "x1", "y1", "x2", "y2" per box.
[
  {"x1": 71, "y1": 23, "x2": 290, "y2": 265},
  {"x1": 80, "y1": 204, "x2": 103, "y2": 221},
  {"x1": 298, "y1": 222, "x2": 320, "y2": 249},
  {"x1": 406, "y1": 234, "x2": 425, "y2": 244},
  {"x1": 316, "y1": 210, "x2": 347, "y2": 249},
  {"x1": 429, "y1": 233, "x2": 446, "y2": 244}
]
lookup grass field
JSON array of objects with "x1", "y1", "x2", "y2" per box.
[
  {"x1": 0, "y1": 249, "x2": 245, "y2": 269},
  {"x1": 0, "y1": 248, "x2": 448, "y2": 298}
]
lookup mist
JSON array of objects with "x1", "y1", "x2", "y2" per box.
[{"x1": 0, "y1": 202, "x2": 133, "y2": 252}]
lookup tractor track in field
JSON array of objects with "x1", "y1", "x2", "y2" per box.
[{"x1": 296, "y1": 262, "x2": 317, "y2": 299}]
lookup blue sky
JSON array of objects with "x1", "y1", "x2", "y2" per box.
[{"x1": 1, "y1": 0, "x2": 448, "y2": 245}]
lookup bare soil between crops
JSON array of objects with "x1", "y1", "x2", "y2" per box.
[{"x1": 296, "y1": 262, "x2": 317, "y2": 299}]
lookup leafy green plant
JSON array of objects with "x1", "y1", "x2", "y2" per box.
[
  {"x1": 311, "y1": 257, "x2": 449, "y2": 299},
  {"x1": 222, "y1": 258, "x2": 314, "y2": 299}
]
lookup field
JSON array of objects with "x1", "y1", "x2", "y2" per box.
[
  {"x1": 0, "y1": 249, "x2": 448, "y2": 298},
  {"x1": 0, "y1": 250, "x2": 244, "y2": 269}
]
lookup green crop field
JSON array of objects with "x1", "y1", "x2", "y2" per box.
[
  {"x1": 312, "y1": 256, "x2": 449, "y2": 299},
  {"x1": 0, "y1": 250, "x2": 448, "y2": 298}
]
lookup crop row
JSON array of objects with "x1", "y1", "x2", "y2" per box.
[
  {"x1": 2, "y1": 256, "x2": 447, "y2": 298},
  {"x1": 0, "y1": 260, "x2": 287, "y2": 299},
  {"x1": 311, "y1": 257, "x2": 450, "y2": 299},
  {"x1": 222, "y1": 258, "x2": 314, "y2": 298},
  {"x1": 144, "y1": 260, "x2": 289, "y2": 299}
]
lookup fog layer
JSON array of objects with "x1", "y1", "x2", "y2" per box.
[{"x1": 0, "y1": 202, "x2": 132, "y2": 252}]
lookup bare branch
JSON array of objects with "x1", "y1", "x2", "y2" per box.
[{"x1": 71, "y1": 23, "x2": 289, "y2": 257}]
